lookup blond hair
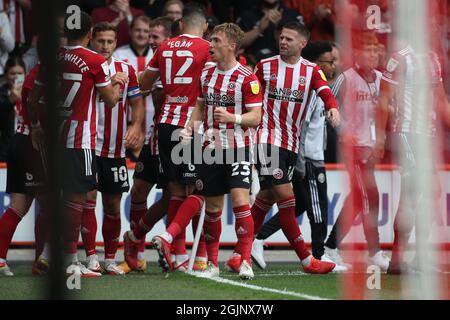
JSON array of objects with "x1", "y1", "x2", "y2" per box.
[{"x1": 212, "y1": 23, "x2": 244, "y2": 52}]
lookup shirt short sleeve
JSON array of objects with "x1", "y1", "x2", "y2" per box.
[
  {"x1": 94, "y1": 56, "x2": 111, "y2": 88},
  {"x1": 242, "y1": 74, "x2": 262, "y2": 108}
]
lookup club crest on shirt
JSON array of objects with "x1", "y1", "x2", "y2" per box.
[
  {"x1": 227, "y1": 82, "x2": 235, "y2": 90},
  {"x1": 250, "y1": 80, "x2": 260, "y2": 94},
  {"x1": 299, "y1": 76, "x2": 306, "y2": 85},
  {"x1": 270, "y1": 73, "x2": 277, "y2": 80},
  {"x1": 386, "y1": 58, "x2": 399, "y2": 72}
]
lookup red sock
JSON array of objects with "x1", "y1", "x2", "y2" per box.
[
  {"x1": 167, "y1": 195, "x2": 204, "y2": 238},
  {"x1": 81, "y1": 200, "x2": 97, "y2": 256},
  {"x1": 278, "y1": 197, "x2": 310, "y2": 261},
  {"x1": 34, "y1": 211, "x2": 48, "y2": 260},
  {"x1": 251, "y1": 198, "x2": 273, "y2": 235},
  {"x1": 234, "y1": 205, "x2": 254, "y2": 263},
  {"x1": 64, "y1": 201, "x2": 84, "y2": 254},
  {"x1": 192, "y1": 210, "x2": 207, "y2": 259},
  {"x1": 135, "y1": 199, "x2": 167, "y2": 239},
  {"x1": 102, "y1": 213, "x2": 121, "y2": 260},
  {"x1": 0, "y1": 208, "x2": 22, "y2": 259},
  {"x1": 130, "y1": 201, "x2": 147, "y2": 254},
  {"x1": 167, "y1": 195, "x2": 204, "y2": 256},
  {"x1": 203, "y1": 210, "x2": 222, "y2": 266}
]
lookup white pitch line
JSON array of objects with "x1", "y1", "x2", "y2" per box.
[
  {"x1": 187, "y1": 272, "x2": 329, "y2": 300},
  {"x1": 222, "y1": 271, "x2": 309, "y2": 277}
]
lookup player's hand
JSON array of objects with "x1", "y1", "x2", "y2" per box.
[
  {"x1": 112, "y1": 72, "x2": 128, "y2": 86},
  {"x1": 368, "y1": 140, "x2": 385, "y2": 164},
  {"x1": 214, "y1": 107, "x2": 234, "y2": 124},
  {"x1": 327, "y1": 108, "x2": 340, "y2": 128},
  {"x1": 31, "y1": 126, "x2": 46, "y2": 152},
  {"x1": 179, "y1": 127, "x2": 193, "y2": 145},
  {"x1": 124, "y1": 123, "x2": 143, "y2": 149}
]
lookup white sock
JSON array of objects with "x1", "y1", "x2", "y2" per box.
[
  {"x1": 66, "y1": 253, "x2": 78, "y2": 265},
  {"x1": 195, "y1": 256, "x2": 207, "y2": 262},
  {"x1": 41, "y1": 243, "x2": 50, "y2": 260},
  {"x1": 137, "y1": 252, "x2": 145, "y2": 260},
  {"x1": 105, "y1": 259, "x2": 115, "y2": 266},
  {"x1": 0, "y1": 258, "x2": 6, "y2": 264},
  {"x1": 301, "y1": 255, "x2": 312, "y2": 267},
  {"x1": 176, "y1": 254, "x2": 189, "y2": 264},
  {"x1": 161, "y1": 232, "x2": 173, "y2": 243}
]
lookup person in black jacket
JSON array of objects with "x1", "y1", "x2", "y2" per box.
[{"x1": 0, "y1": 56, "x2": 26, "y2": 162}]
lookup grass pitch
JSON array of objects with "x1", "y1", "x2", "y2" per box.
[{"x1": 0, "y1": 262, "x2": 412, "y2": 300}]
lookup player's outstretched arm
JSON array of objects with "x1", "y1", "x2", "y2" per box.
[
  {"x1": 213, "y1": 105, "x2": 261, "y2": 128},
  {"x1": 139, "y1": 69, "x2": 159, "y2": 93},
  {"x1": 125, "y1": 95, "x2": 145, "y2": 148},
  {"x1": 180, "y1": 99, "x2": 205, "y2": 143}
]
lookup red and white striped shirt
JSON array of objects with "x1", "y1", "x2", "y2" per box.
[
  {"x1": 58, "y1": 45, "x2": 111, "y2": 150},
  {"x1": 113, "y1": 44, "x2": 155, "y2": 143},
  {"x1": 16, "y1": 63, "x2": 40, "y2": 135},
  {"x1": 255, "y1": 56, "x2": 335, "y2": 153},
  {"x1": 382, "y1": 46, "x2": 443, "y2": 136},
  {"x1": 0, "y1": 0, "x2": 25, "y2": 44},
  {"x1": 148, "y1": 34, "x2": 211, "y2": 128},
  {"x1": 199, "y1": 63, "x2": 263, "y2": 150},
  {"x1": 96, "y1": 58, "x2": 141, "y2": 158}
]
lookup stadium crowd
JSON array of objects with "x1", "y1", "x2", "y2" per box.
[{"x1": 0, "y1": 0, "x2": 449, "y2": 279}]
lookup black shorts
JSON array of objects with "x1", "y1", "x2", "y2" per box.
[
  {"x1": 61, "y1": 148, "x2": 97, "y2": 194},
  {"x1": 256, "y1": 144, "x2": 297, "y2": 190},
  {"x1": 133, "y1": 144, "x2": 165, "y2": 187},
  {"x1": 6, "y1": 133, "x2": 47, "y2": 194},
  {"x1": 158, "y1": 123, "x2": 198, "y2": 185},
  {"x1": 96, "y1": 156, "x2": 129, "y2": 194},
  {"x1": 196, "y1": 147, "x2": 252, "y2": 197}
]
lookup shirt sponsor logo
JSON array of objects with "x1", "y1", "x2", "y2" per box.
[
  {"x1": 205, "y1": 92, "x2": 235, "y2": 107},
  {"x1": 268, "y1": 86, "x2": 304, "y2": 103},
  {"x1": 166, "y1": 95, "x2": 189, "y2": 104}
]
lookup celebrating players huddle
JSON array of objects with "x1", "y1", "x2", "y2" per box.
[{"x1": 4, "y1": 3, "x2": 424, "y2": 280}]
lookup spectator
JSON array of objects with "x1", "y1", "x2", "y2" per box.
[
  {"x1": 283, "y1": 0, "x2": 335, "y2": 41},
  {"x1": 91, "y1": 0, "x2": 145, "y2": 47},
  {"x1": 0, "y1": 0, "x2": 31, "y2": 47},
  {"x1": 0, "y1": 11, "x2": 14, "y2": 77},
  {"x1": 210, "y1": 0, "x2": 258, "y2": 23},
  {"x1": 131, "y1": 0, "x2": 165, "y2": 19},
  {"x1": 237, "y1": 0, "x2": 303, "y2": 61},
  {"x1": 148, "y1": 16, "x2": 172, "y2": 52},
  {"x1": 163, "y1": 0, "x2": 184, "y2": 21},
  {"x1": 0, "y1": 55, "x2": 24, "y2": 161},
  {"x1": 23, "y1": 14, "x2": 68, "y2": 73},
  {"x1": 73, "y1": 0, "x2": 107, "y2": 14}
]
